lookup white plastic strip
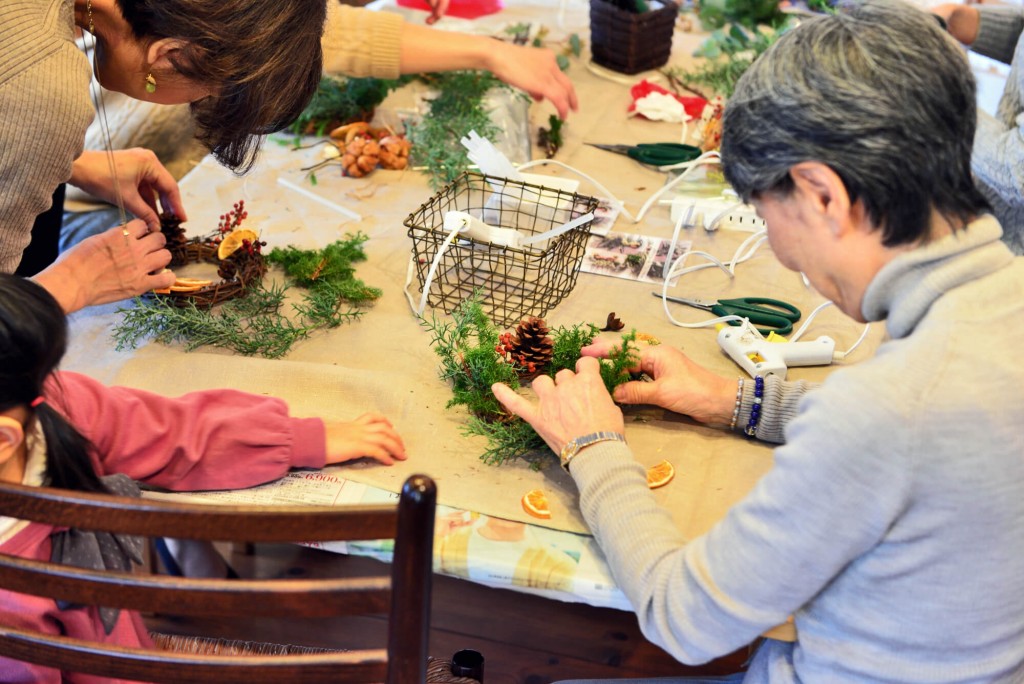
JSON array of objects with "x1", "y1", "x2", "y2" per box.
[{"x1": 277, "y1": 177, "x2": 362, "y2": 222}]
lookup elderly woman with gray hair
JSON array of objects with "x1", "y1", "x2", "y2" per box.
[{"x1": 492, "y1": 1, "x2": 1024, "y2": 682}]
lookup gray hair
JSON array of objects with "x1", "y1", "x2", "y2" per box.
[{"x1": 721, "y1": 0, "x2": 989, "y2": 246}]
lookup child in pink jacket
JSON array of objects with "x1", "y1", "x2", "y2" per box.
[{"x1": 0, "y1": 274, "x2": 407, "y2": 683}]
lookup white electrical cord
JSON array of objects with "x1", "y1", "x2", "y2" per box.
[{"x1": 634, "y1": 151, "x2": 722, "y2": 223}]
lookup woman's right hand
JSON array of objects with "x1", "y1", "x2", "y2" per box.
[
  {"x1": 485, "y1": 41, "x2": 578, "y2": 120},
  {"x1": 32, "y1": 220, "x2": 174, "y2": 313},
  {"x1": 932, "y1": 4, "x2": 979, "y2": 45},
  {"x1": 581, "y1": 339, "x2": 738, "y2": 426}
]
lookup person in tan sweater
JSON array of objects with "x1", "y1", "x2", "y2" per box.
[{"x1": 3, "y1": 0, "x2": 576, "y2": 315}]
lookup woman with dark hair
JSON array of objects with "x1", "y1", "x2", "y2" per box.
[
  {"x1": 0, "y1": 272, "x2": 406, "y2": 681},
  {"x1": 2, "y1": 0, "x2": 327, "y2": 313}
]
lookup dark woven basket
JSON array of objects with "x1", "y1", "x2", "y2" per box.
[{"x1": 590, "y1": 0, "x2": 678, "y2": 74}]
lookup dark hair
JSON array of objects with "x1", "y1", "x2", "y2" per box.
[
  {"x1": 721, "y1": 0, "x2": 990, "y2": 246},
  {"x1": 0, "y1": 275, "x2": 106, "y2": 493},
  {"x1": 116, "y1": 0, "x2": 328, "y2": 174}
]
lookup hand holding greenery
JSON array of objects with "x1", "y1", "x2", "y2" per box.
[{"x1": 422, "y1": 296, "x2": 643, "y2": 466}]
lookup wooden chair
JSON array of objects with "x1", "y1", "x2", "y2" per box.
[{"x1": 0, "y1": 474, "x2": 437, "y2": 684}]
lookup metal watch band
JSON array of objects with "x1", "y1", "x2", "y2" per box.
[{"x1": 559, "y1": 431, "x2": 627, "y2": 472}]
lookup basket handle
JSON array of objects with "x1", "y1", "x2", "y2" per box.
[
  {"x1": 519, "y1": 212, "x2": 594, "y2": 247},
  {"x1": 404, "y1": 210, "x2": 594, "y2": 319}
]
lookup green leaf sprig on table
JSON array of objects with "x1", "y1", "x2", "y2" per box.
[
  {"x1": 421, "y1": 296, "x2": 641, "y2": 467},
  {"x1": 663, "y1": 21, "x2": 786, "y2": 98},
  {"x1": 697, "y1": 0, "x2": 786, "y2": 30},
  {"x1": 287, "y1": 75, "x2": 409, "y2": 138},
  {"x1": 112, "y1": 234, "x2": 381, "y2": 359}
]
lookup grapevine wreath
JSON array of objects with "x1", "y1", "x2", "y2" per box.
[{"x1": 156, "y1": 200, "x2": 267, "y2": 308}]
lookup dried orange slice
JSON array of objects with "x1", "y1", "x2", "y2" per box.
[
  {"x1": 646, "y1": 460, "x2": 675, "y2": 489},
  {"x1": 521, "y1": 489, "x2": 551, "y2": 519},
  {"x1": 217, "y1": 229, "x2": 259, "y2": 260},
  {"x1": 168, "y1": 277, "x2": 213, "y2": 293}
]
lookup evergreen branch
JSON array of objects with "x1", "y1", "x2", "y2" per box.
[
  {"x1": 112, "y1": 237, "x2": 380, "y2": 359},
  {"x1": 423, "y1": 295, "x2": 639, "y2": 467}
]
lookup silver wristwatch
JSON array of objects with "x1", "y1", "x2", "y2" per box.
[{"x1": 559, "y1": 431, "x2": 626, "y2": 472}]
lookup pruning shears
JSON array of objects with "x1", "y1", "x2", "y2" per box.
[{"x1": 586, "y1": 142, "x2": 703, "y2": 167}]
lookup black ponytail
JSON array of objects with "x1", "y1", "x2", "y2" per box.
[{"x1": 0, "y1": 275, "x2": 107, "y2": 494}]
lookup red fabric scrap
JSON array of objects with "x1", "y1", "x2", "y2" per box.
[{"x1": 628, "y1": 80, "x2": 707, "y2": 120}]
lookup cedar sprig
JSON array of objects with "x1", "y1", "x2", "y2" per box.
[
  {"x1": 547, "y1": 321, "x2": 600, "y2": 376},
  {"x1": 407, "y1": 71, "x2": 521, "y2": 188},
  {"x1": 423, "y1": 295, "x2": 642, "y2": 466},
  {"x1": 421, "y1": 297, "x2": 520, "y2": 420},
  {"x1": 113, "y1": 237, "x2": 378, "y2": 359},
  {"x1": 265, "y1": 233, "x2": 381, "y2": 306},
  {"x1": 464, "y1": 415, "x2": 546, "y2": 468}
]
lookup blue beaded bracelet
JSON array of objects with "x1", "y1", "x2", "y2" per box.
[{"x1": 744, "y1": 376, "x2": 765, "y2": 437}]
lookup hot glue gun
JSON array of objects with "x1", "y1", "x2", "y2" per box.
[{"x1": 717, "y1": 320, "x2": 836, "y2": 379}]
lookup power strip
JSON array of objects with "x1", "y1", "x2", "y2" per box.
[{"x1": 661, "y1": 196, "x2": 766, "y2": 233}]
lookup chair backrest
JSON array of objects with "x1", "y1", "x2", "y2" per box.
[{"x1": 0, "y1": 473, "x2": 436, "y2": 684}]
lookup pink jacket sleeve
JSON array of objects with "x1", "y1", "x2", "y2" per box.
[{"x1": 43, "y1": 371, "x2": 326, "y2": 492}]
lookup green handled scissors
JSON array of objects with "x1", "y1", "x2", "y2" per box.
[
  {"x1": 653, "y1": 293, "x2": 802, "y2": 336},
  {"x1": 586, "y1": 142, "x2": 703, "y2": 167}
]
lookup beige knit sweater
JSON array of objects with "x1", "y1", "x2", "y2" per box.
[
  {"x1": 0, "y1": 0, "x2": 93, "y2": 273},
  {"x1": 0, "y1": 1, "x2": 404, "y2": 273}
]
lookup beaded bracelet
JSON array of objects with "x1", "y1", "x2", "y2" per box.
[
  {"x1": 729, "y1": 377, "x2": 744, "y2": 430},
  {"x1": 744, "y1": 375, "x2": 765, "y2": 437}
]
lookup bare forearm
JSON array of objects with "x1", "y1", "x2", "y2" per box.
[{"x1": 397, "y1": 22, "x2": 492, "y2": 73}]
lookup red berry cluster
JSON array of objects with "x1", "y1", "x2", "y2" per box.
[
  {"x1": 218, "y1": 200, "x2": 248, "y2": 234},
  {"x1": 240, "y1": 237, "x2": 266, "y2": 256},
  {"x1": 494, "y1": 332, "x2": 536, "y2": 374}
]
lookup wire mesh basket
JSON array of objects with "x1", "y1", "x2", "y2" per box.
[{"x1": 406, "y1": 172, "x2": 600, "y2": 327}]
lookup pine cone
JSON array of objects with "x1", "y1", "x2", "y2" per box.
[
  {"x1": 217, "y1": 258, "x2": 237, "y2": 281},
  {"x1": 160, "y1": 212, "x2": 189, "y2": 265},
  {"x1": 506, "y1": 317, "x2": 553, "y2": 380},
  {"x1": 159, "y1": 213, "x2": 188, "y2": 247}
]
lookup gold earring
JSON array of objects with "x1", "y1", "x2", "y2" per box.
[
  {"x1": 145, "y1": 73, "x2": 156, "y2": 94},
  {"x1": 86, "y1": 0, "x2": 95, "y2": 34}
]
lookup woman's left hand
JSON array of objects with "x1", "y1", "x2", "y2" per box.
[
  {"x1": 492, "y1": 357, "x2": 624, "y2": 455},
  {"x1": 70, "y1": 149, "x2": 187, "y2": 231}
]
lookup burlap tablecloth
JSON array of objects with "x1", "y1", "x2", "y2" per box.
[{"x1": 63, "y1": 10, "x2": 880, "y2": 538}]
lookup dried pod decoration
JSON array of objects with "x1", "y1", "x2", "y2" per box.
[
  {"x1": 498, "y1": 316, "x2": 554, "y2": 381},
  {"x1": 341, "y1": 136, "x2": 381, "y2": 178},
  {"x1": 324, "y1": 122, "x2": 412, "y2": 178},
  {"x1": 378, "y1": 135, "x2": 412, "y2": 170},
  {"x1": 600, "y1": 312, "x2": 625, "y2": 332}
]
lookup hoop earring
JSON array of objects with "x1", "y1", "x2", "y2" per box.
[{"x1": 145, "y1": 73, "x2": 156, "y2": 94}]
